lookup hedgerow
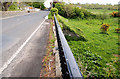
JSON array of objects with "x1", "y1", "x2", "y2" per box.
[
  {"x1": 50, "y1": 8, "x2": 58, "y2": 16},
  {"x1": 57, "y1": 14, "x2": 119, "y2": 78},
  {"x1": 48, "y1": 8, "x2": 58, "y2": 19},
  {"x1": 8, "y1": 2, "x2": 18, "y2": 11},
  {"x1": 55, "y1": 3, "x2": 65, "y2": 16},
  {"x1": 55, "y1": 3, "x2": 95, "y2": 19}
]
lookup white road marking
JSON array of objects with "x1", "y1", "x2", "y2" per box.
[
  {"x1": 0, "y1": 17, "x2": 47, "y2": 74},
  {"x1": 45, "y1": 16, "x2": 48, "y2": 19}
]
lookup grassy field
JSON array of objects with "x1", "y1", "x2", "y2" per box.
[
  {"x1": 87, "y1": 9, "x2": 118, "y2": 14},
  {"x1": 58, "y1": 13, "x2": 119, "y2": 78}
]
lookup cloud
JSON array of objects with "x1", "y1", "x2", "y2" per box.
[
  {"x1": 44, "y1": 0, "x2": 119, "y2": 8},
  {"x1": 44, "y1": 0, "x2": 52, "y2": 8}
]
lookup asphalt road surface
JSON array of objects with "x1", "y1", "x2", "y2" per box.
[{"x1": 0, "y1": 11, "x2": 50, "y2": 77}]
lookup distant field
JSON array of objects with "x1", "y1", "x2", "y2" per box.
[
  {"x1": 58, "y1": 15, "x2": 119, "y2": 78},
  {"x1": 87, "y1": 9, "x2": 118, "y2": 14}
]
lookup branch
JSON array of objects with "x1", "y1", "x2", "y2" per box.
[
  {"x1": 8, "y1": 2, "x2": 13, "y2": 7},
  {"x1": 0, "y1": 1, "x2": 3, "y2": 6}
]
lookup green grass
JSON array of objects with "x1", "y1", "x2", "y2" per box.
[
  {"x1": 58, "y1": 15, "x2": 119, "y2": 78},
  {"x1": 8, "y1": 3, "x2": 20, "y2": 11},
  {"x1": 87, "y1": 9, "x2": 118, "y2": 14}
]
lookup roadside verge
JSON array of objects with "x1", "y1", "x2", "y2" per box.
[{"x1": 40, "y1": 19, "x2": 62, "y2": 77}]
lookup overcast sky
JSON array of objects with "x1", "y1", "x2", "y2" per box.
[{"x1": 44, "y1": 0, "x2": 119, "y2": 8}]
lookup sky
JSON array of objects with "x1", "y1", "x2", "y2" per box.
[{"x1": 44, "y1": 0, "x2": 119, "y2": 8}]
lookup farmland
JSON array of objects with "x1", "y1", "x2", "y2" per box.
[
  {"x1": 87, "y1": 9, "x2": 118, "y2": 14},
  {"x1": 58, "y1": 10, "x2": 119, "y2": 78}
]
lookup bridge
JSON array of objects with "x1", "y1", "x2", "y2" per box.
[{"x1": 0, "y1": 9, "x2": 83, "y2": 79}]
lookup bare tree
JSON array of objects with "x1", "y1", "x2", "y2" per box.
[{"x1": 1, "y1": 0, "x2": 13, "y2": 11}]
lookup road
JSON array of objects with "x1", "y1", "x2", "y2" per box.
[{"x1": 0, "y1": 11, "x2": 50, "y2": 77}]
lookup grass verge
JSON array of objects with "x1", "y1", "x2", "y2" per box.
[
  {"x1": 40, "y1": 19, "x2": 56, "y2": 77},
  {"x1": 57, "y1": 15, "x2": 120, "y2": 78}
]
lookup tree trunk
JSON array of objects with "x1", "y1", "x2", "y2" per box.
[
  {"x1": 3, "y1": 2, "x2": 8, "y2": 11},
  {"x1": 2, "y1": 2, "x2": 13, "y2": 11}
]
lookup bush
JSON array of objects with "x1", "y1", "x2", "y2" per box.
[
  {"x1": 32, "y1": 2, "x2": 46, "y2": 10},
  {"x1": 115, "y1": 28, "x2": 120, "y2": 33},
  {"x1": 100, "y1": 24, "x2": 110, "y2": 32},
  {"x1": 79, "y1": 11, "x2": 84, "y2": 19},
  {"x1": 81, "y1": 9, "x2": 91, "y2": 17},
  {"x1": 50, "y1": 8, "x2": 58, "y2": 16},
  {"x1": 55, "y1": 3, "x2": 95, "y2": 19},
  {"x1": 63, "y1": 4, "x2": 75, "y2": 18},
  {"x1": 48, "y1": 12, "x2": 53, "y2": 19},
  {"x1": 48, "y1": 8, "x2": 58, "y2": 19},
  {"x1": 8, "y1": 2, "x2": 18, "y2": 11},
  {"x1": 32, "y1": 2, "x2": 40, "y2": 8},
  {"x1": 40, "y1": 2, "x2": 46, "y2": 10},
  {"x1": 111, "y1": 12, "x2": 120, "y2": 17},
  {"x1": 74, "y1": 7, "x2": 81, "y2": 16},
  {"x1": 96, "y1": 13, "x2": 110, "y2": 20},
  {"x1": 74, "y1": 7, "x2": 84, "y2": 18},
  {"x1": 55, "y1": 3, "x2": 65, "y2": 16},
  {"x1": 81, "y1": 9, "x2": 96, "y2": 18}
]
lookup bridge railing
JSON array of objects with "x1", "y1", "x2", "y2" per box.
[{"x1": 54, "y1": 14, "x2": 83, "y2": 79}]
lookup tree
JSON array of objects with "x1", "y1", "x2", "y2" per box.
[
  {"x1": 32, "y1": 2, "x2": 41, "y2": 8},
  {"x1": 8, "y1": 2, "x2": 18, "y2": 11},
  {"x1": 0, "y1": 2, "x2": 2, "y2": 11},
  {"x1": 64, "y1": 4, "x2": 75, "y2": 18},
  {"x1": 32, "y1": 2, "x2": 45, "y2": 10},
  {"x1": 2, "y1": 2, "x2": 13, "y2": 11},
  {"x1": 40, "y1": 2, "x2": 46, "y2": 10},
  {"x1": 25, "y1": 2, "x2": 33, "y2": 6},
  {"x1": 55, "y1": 3, "x2": 65, "y2": 16},
  {"x1": 0, "y1": 0, "x2": 14, "y2": 11}
]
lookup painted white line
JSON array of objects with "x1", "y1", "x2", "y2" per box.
[
  {"x1": 45, "y1": 16, "x2": 48, "y2": 19},
  {"x1": 0, "y1": 18, "x2": 46, "y2": 74}
]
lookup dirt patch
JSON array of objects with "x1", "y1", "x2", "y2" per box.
[
  {"x1": 59, "y1": 20, "x2": 87, "y2": 41},
  {"x1": 40, "y1": 19, "x2": 56, "y2": 77},
  {"x1": 113, "y1": 54, "x2": 120, "y2": 57},
  {"x1": 63, "y1": 28, "x2": 79, "y2": 37}
]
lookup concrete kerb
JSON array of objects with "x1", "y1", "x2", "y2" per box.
[{"x1": 52, "y1": 20, "x2": 62, "y2": 78}]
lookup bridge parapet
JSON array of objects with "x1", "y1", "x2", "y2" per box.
[{"x1": 54, "y1": 14, "x2": 83, "y2": 79}]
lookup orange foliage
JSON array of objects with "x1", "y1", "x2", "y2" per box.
[
  {"x1": 111, "y1": 12, "x2": 120, "y2": 17},
  {"x1": 115, "y1": 28, "x2": 120, "y2": 33},
  {"x1": 100, "y1": 24, "x2": 110, "y2": 32}
]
